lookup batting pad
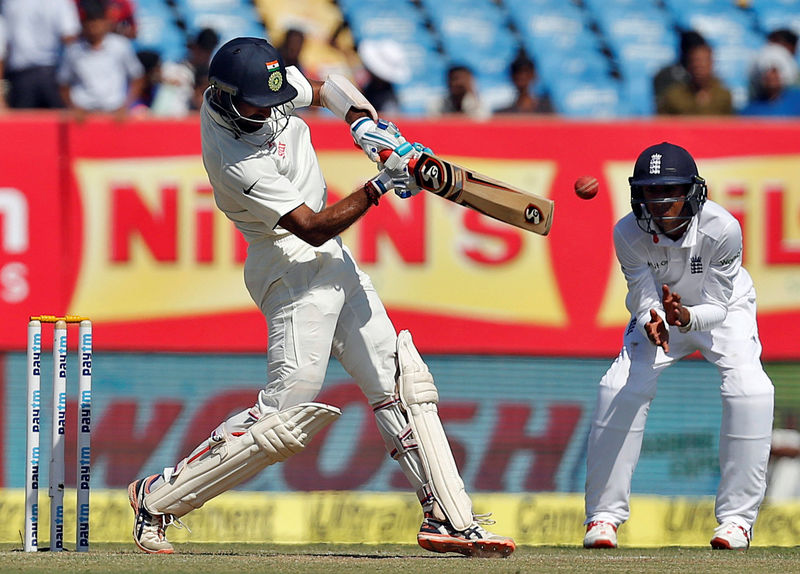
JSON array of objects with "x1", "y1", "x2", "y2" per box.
[
  {"x1": 144, "y1": 402, "x2": 341, "y2": 517},
  {"x1": 396, "y1": 330, "x2": 473, "y2": 531}
]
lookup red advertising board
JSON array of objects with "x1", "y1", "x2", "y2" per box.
[
  {"x1": 1, "y1": 114, "x2": 799, "y2": 358},
  {"x1": 0, "y1": 113, "x2": 66, "y2": 334}
]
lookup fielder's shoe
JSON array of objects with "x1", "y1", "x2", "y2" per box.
[
  {"x1": 128, "y1": 475, "x2": 175, "y2": 554},
  {"x1": 710, "y1": 521, "x2": 750, "y2": 550},
  {"x1": 583, "y1": 520, "x2": 618, "y2": 549},
  {"x1": 417, "y1": 512, "x2": 515, "y2": 558}
]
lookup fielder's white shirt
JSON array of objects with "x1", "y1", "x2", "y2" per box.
[
  {"x1": 201, "y1": 67, "x2": 327, "y2": 287},
  {"x1": 613, "y1": 200, "x2": 754, "y2": 337}
]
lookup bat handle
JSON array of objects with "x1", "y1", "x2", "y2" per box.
[{"x1": 378, "y1": 149, "x2": 418, "y2": 170}]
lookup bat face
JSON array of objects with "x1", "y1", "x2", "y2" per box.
[{"x1": 411, "y1": 153, "x2": 553, "y2": 236}]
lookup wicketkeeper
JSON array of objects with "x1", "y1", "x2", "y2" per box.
[
  {"x1": 127, "y1": 37, "x2": 515, "y2": 558},
  {"x1": 583, "y1": 142, "x2": 774, "y2": 550}
]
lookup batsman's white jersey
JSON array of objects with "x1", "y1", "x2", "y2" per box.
[
  {"x1": 200, "y1": 66, "x2": 398, "y2": 415},
  {"x1": 585, "y1": 200, "x2": 774, "y2": 533}
]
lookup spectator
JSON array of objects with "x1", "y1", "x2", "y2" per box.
[
  {"x1": 76, "y1": 0, "x2": 136, "y2": 38},
  {"x1": 653, "y1": 30, "x2": 708, "y2": 108},
  {"x1": 105, "y1": 0, "x2": 137, "y2": 39},
  {"x1": 278, "y1": 28, "x2": 306, "y2": 76},
  {"x1": 432, "y1": 64, "x2": 490, "y2": 120},
  {"x1": 357, "y1": 38, "x2": 410, "y2": 115},
  {"x1": 748, "y1": 29, "x2": 799, "y2": 100},
  {"x1": 57, "y1": 0, "x2": 144, "y2": 119},
  {"x1": 741, "y1": 44, "x2": 800, "y2": 116},
  {"x1": 191, "y1": 63, "x2": 211, "y2": 111},
  {"x1": 767, "y1": 28, "x2": 799, "y2": 57},
  {"x1": 129, "y1": 49, "x2": 162, "y2": 114},
  {"x1": 157, "y1": 27, "x2": 219, "y2": 114},
  {"x1": 495, "y1": 53, "x2": 552, "y2": 114},
  {"x1": 657, "y1": 41, "x2": 733, "y2": 115},
  {"x1": 0, "y1": 15, "x2": 7, "y2": 110},
  {"x1": 1, "y1": 0, "x2": 81, "y2": 109}
]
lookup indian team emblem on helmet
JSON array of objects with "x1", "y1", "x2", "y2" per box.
[
  {"x1": 649, "y1": 153, "x2": 662, "y2": 174},
  {"x1": 266, "y1": 60, "x2": 283, "y2": 92}
]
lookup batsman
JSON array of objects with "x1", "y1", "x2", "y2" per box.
[{"x1": 127, "y1": 37, "x2": 515, "y2": 558}]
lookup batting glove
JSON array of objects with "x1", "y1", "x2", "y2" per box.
[
  {"x1": 368, "y1": 165, "x2": 419, "y2": 200},
  {"x1": 351, "y1": 117, "x2": 408, "y2": 163},
  {"x1": 385, "y1": 142, "x2": 432, "y2": 199}
]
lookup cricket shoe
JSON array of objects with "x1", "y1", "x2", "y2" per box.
[
  {"x1": 710, "y1": 521, "x2": 750, "y2": 550},
  {"x1": 128, "y1": 475, "x2": 179, "y2": 554},
  {"x1": 417, "y1": 512, "x2": 515, "y2": 558},
  {"x1": 583, "y1": 520, "x2": 618, "y2": 549}
]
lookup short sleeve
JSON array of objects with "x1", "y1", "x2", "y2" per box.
[{"x1": 287, "y1": 66, "x2": 313, "y2": 109}]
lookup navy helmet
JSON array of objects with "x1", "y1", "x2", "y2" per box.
[
  {"x1": 629, "y1": 142, "x2": 707, "y2": 235},
  {"x1": 208, "y1": 37, "x2": 297, "y2": 109}
]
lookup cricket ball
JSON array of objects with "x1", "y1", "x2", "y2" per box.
[{"x1": 574, "y1": 176, "x2": 599, "y2": 200}]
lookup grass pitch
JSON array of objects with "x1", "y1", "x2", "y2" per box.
[{"x1": 2, "y1": 543, "x2": 799, "y2": 574}]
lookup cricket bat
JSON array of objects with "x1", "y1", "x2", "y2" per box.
[{"x1": 380, "y1": 150, "x2": 554, "y2": 236}]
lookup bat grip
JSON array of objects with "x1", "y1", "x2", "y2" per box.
[{"x1": 378, "y1": 149, "x2": 418, "y2": 170}]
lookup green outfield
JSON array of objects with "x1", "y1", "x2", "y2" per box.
[{"x1": 3, "y1": 543, "x2": 800, "y2": 574}]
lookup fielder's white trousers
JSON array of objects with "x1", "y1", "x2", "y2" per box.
[{"x1": 584, "y1": 291, "x2": 774, "y2": 531}]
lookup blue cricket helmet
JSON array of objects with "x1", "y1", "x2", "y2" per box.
[
  {"x1": 630, "y1": 141, "x2": 701, "y2": 186},
  {"x1": 208, "y1": 37, "x2": 297, "y2": 108},
  {"x1": 629, "y1": 142, "x2": 707, "y2": 235}
]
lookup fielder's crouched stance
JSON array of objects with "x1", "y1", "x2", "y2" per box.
[
  {"x1": 582, "y1": 143, "x2": 774, "y2": 551},
  {"x1": 128, "y1": 37, "x2": 514, "y2": 558}
]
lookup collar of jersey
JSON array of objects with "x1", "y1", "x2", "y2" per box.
[{"x1": 655, "y1": 213, "x2": 699, "y2": 249}]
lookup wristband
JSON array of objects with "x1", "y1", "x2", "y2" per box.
[
  {"x1": 678, "y1": 308, "x2": 693, "y2": 333},
  {"x1": 364, "y1": 182, "x2": 382, "y2": 206}
]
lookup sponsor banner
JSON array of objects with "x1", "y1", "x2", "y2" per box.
[
  {"x1": 3, "y1": 352, "x2": 724, "y2": 495},
  {"x1": 1, "y1": 116, "x2": 799, "y2": 357},
  {"x1": 1, "y1": 489, "x2": 798, "y2": 547},
  {"x1": 0, "y1": 115, "x2": 65, "y2": 334}
]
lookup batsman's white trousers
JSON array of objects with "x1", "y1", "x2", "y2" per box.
[
  {"x1": 153, "y1": 237, "x2": 398, "y2": 495},
  {"x1": 585, "y1": 290, "x2": 774, "y2": 531},
  {"x1": 248, "y1": 236, "x2": 397, "y2": 413}
]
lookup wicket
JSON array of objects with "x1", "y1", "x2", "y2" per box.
[{"x1": 25, "y1": 315, "x2": 92, "y2": 552}]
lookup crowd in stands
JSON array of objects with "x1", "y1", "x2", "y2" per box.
[
  {"x1": 0, "y1": 0, "x2": 799, "y2": 119},
  {"x1": 0, "y1": 0, "x2": 217, "y2": 118}
]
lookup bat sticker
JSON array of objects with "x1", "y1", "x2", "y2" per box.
[
  {"x1": 415, "y1": 156, "x2": 449, "y2": 194},
  {"x1": 524, "y1": 205, "x2": 541, "y2": 224}
]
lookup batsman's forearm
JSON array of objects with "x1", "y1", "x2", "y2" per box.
[
  {"x1": 319, "y1": 185, "x2": 376, "y2": 237},
  {"x1": 284, "y1": 185, "x2": 375, "y2": 247}
]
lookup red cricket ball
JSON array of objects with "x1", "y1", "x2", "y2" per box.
[{"x1": 574, "y1": 176, "x2": 599, "y2": 200}]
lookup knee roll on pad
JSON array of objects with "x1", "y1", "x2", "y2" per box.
[
  {"x1": 396, "y1": 330, "x2": 473, "y2": 530},
  {"x1": 144, "y1": 402, "x2": 341, "y2": 517}
]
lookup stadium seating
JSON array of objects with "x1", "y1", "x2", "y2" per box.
[
  {"x1": 125, "y1": 0, "x2": 800, "y2": 116},
  {"x1": 548, "y1": 78, "x2": 628, "y2": 118},
  {"x1": 133, "y1": 0, "x2": 187, "y2": 62},
  {"x1": 172, "y1": 0, "x2": 267, "y2": 45},
  {"x1": 419, "y1": 0, "x2": 518, "y2": 110},
  {"x1": 750, "y1": 0, "x2": 800, "y2": 49}
]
